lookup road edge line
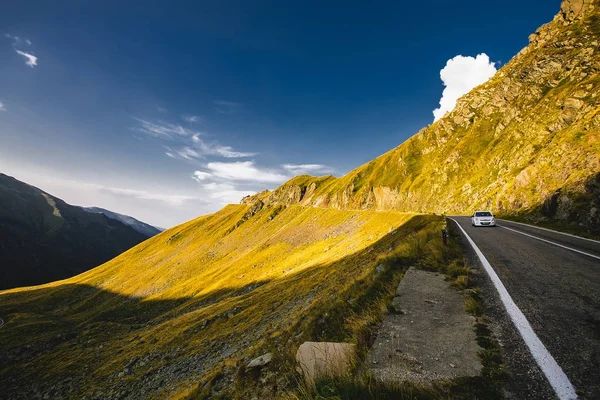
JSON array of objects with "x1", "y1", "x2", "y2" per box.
[
  {"x1": 499, "y1": 219, "x2": 600, "y2": 244},
  {"x1": 449, "y1": 218, "x2": 578, "y2": 400},
  {"x1": 500, "y1": 226, "x2": 600, "y2": 261}
]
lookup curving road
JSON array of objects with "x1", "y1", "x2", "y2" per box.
[{"x1": 450, "y1": 217, "x2": 600, "y2": 400}]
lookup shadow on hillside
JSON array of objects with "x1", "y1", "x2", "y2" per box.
[
  {"x1": 0, "y1": 214, "x2": 441, "y2": 398},
  {"x1": 500, "y1": 171, "x2": 600, "y2": 238}
]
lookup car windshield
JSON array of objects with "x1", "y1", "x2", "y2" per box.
[{"x1": 475, "y1": 212, "x2": 492, "y2": 217}]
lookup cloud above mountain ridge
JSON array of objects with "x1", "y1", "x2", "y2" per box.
[{"x1": 433, "y1": 53, "x2": 496, "y2": 121}]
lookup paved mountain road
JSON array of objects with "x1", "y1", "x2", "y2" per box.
[{"x1": 450, "y1": 217, "x2": 600, "y2": 400}]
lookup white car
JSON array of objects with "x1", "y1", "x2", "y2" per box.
[{"x1": 471, "y1": 211, "x2": 496, "y2": 227}]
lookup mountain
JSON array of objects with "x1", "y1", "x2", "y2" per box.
[
  {"x1": 1, "y1": 1, "x2": 599, "y2": 399},
  {"x1": 0, "y1": 204, "x2": 445, "y2": 399},
  {"x1": 0, "y1": 173, "x2": 149, "y2": 289},
  {"x1": 244, "y1": 0, "x2": 600, "y2": 236},
  {"x1": 82, "y1": 207, "x2": 162, "y2": 237}
]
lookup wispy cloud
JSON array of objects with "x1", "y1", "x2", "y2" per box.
[
  {"x1": 200, "y1": 182, "x2": 255, "y2": 204},
  {"x1": 15, "y1": 50, "x2": 38, "y2": 68},
  {"x1": 166, "y1": 146, "x2": 201, "y2": 160},
  {"x1": 5, "y1": 34, "x2": 31, "y2": 46},
  {"x1": 30, "y1": 177, "x2": 200, "y2": 207},
  {"x1": 183, "y1": 115, "x2": 201, "y2": 123},
  {"x1": 136, "y1": 118, "x2": 257, "y2": 160},
  {"x1": 94, "y1": 185, "x2": 198, "y2": 206},
  {"x1": 0, "y1": 101, "x2": 5, "y2": 112},
  {"x1": 156, "y1": 105, "x2": 168, "y2": 113},
  {"x1": 283, "y1": 164, "x2": 333, "y2": 175},
  {"x1": 134, "y1": 118, "x2": 195, "y2": 139},
  {"x1": 195, "y1": 161, "x2": 288, "y2": 183},
  {"x1": 6, "y1": 34, "x2": 38, "y2": 68},
  {"x1": 432, "y1": 53, "x2": 496, "y2": 122},
  {"x1": 192, "y1": 171, "x2": 212, "y2": 182},
  {"x1": 191, "y1": 133, "x2": 256, "y2": 158}
]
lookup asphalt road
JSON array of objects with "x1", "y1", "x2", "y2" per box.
[{"x1": 451, "y1": 217, "x2": 600, "y2": 400}]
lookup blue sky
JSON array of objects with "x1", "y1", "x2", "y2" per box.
[{"x1": 0, "y1": 0, "x2": 559, "y2": 228}]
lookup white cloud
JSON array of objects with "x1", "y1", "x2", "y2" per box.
[
  {"x1": 173, "y1": 146, "x2": 200, "y2": 160},
  {"x1": 198, "y1": 161, "x2": 288, "y2": 183},
  {"x1": 432, "y1": 53, "x2": 496, "y2": 122},
  {"x1": 5, "y1": 34, "x2": 31, "y2": 46},
  {"x1": 183, "y1": 115, "x2": 201, "y2": 123},
  {"x1": 192, "y1": 171, "x2": 212, "y2": 182},
  {"x1": 156, "y1": 105, "x2": 167, "y2": 113},
  {"x1": 283, "y1": 164, "x2": 333, "y2": 175},
  {"x1": 0, "y1": 101, "x2": 5, "y2": 111},
  {"x1": 213, "y1": 145, "x2": 257, "y2": 158},
  {"x1": 134, "y1": 118, "x2": 194, "y2": 139},
  {"x1": 201, "y1": 182, "x2": 254, "y2": 204},
  {"x1": 136, "y1": 119, "x2": 256, "y2": 159},
  {"x1": 15, "y1": 50, "x2": 38, "y2": 68},
  {"x1": 171, "y1": 140, "x2": 256, "y2": 160},
  {"x1": 87, "y1": 184, "x2": 198, "y2": 206}
]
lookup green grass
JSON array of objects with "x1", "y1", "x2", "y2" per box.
[{"x1": 270, "y1": 219, "x2": 506, "y2": 400}]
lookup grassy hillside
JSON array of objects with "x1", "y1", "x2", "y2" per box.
[
  {"x1": 0, "y1": 204, "x2": 452, "y2": 399},
  {"x1": 246, "y1": 1, "x2": 600, "y2": 236},
  {"x1": 0, "y1": 173, "x2": 149, "y2": 289}
]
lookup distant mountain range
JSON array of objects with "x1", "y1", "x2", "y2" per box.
[
  {"x1": 82, "y1": 206, "x2": 163, "y2": 237},
  {"x1": 0, "y1": 173, "x2": 151, "y2": 289}
]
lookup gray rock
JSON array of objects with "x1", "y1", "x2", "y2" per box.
[{"x1": 247, "y1": 353, "x2": 273, "y2": 369}]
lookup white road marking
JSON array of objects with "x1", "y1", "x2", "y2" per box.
[
  {"x1": 450, "y1": 218, "x2": 578, "y2": 400},
  {"x1": 500, "y1": 226, "x2": 600, "y2": 261},
  {"x1": 500, "y1": 219, "x2": 600, "y2": 244}
]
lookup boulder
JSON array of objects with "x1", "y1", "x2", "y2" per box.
[{"x1": 295, "y1": 342, "x2": 355, "y2": 384}]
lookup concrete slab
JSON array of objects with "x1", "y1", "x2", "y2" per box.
[{"x1": 367, "y1": 267, "x2": 481, "y2": 384}]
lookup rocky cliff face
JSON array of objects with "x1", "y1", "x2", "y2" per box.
[{"x1": 246, "y1": 0, "x2": 600, "y2": 234}]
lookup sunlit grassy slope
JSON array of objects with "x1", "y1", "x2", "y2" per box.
[
  {"x1": 246, "y1": 3, "x2": 600, "y2": 236},
  {"x1": 0, "y1": 204, "x2": 446, "y2": 399}
]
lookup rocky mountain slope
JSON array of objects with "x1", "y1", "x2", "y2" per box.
[
  {"x1": 0, "y1": 174, "x2": 149, "y2": 289},
  {"x1": 245, "y1": 0, "x2": 600, "y2": 236},
  {"x1": 82, "y1": 207, "x2": 162, "y2": 237}
]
